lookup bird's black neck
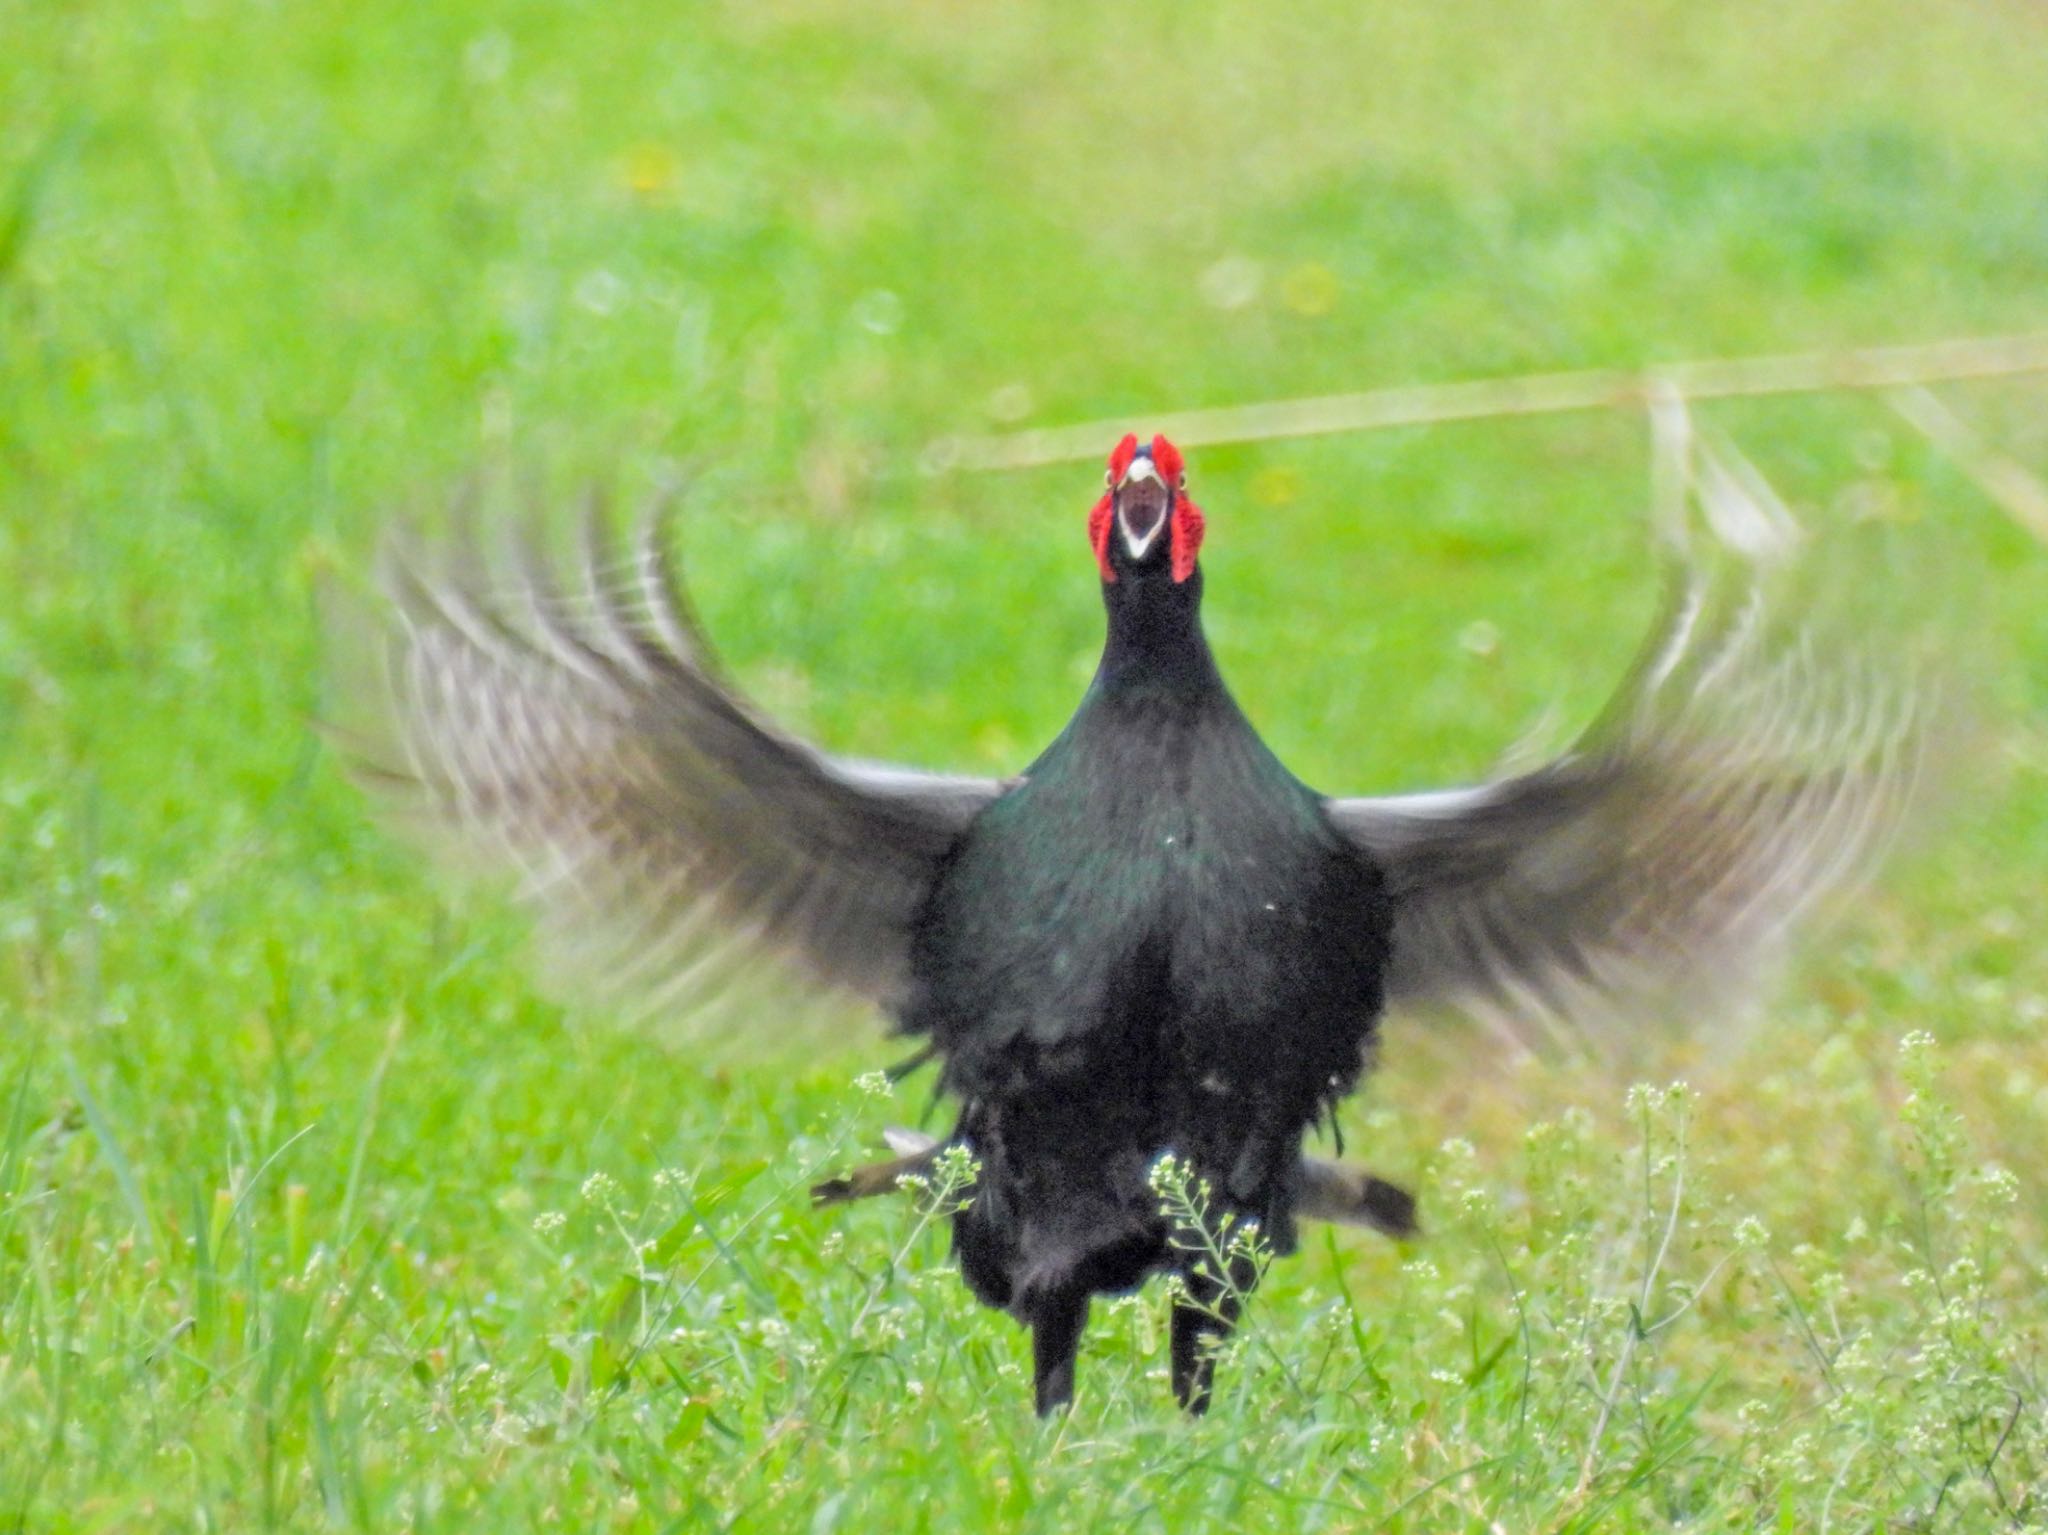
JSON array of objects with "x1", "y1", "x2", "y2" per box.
[{"x1": 1094, "y1": 566, "x2": 1222, "y2": 698}]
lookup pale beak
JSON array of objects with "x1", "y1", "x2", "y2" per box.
[{"x1": 1116, "y1": 458, "x2": 1171, "y2": 561}]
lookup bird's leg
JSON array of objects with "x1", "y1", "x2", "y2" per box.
[
  {"x1": 1029, "y1": 1285, "x2": 1091, "y2": 1417},
  {"x1": 1169, "y1": 1294, "x2": 1230, "y2": 1415},
  {"x1": 808, "y1": 1147, "x2": 939, "y2": 1207},
  {"x1": 1294, "y1": 1159, "x2": 1419, "y2": 1239},
  {"x1": 1169, "y1": 1253, "x2": 1258, "y2": 1415},
  {"x1": 815, "y1": 1132, "x2": 1422, "y2": 1237}
]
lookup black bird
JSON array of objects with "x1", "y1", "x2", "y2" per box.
[{"x1": 356, "y1": 429, "x2": 1922, "y2": 1415}]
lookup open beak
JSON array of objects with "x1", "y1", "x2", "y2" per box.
[{"x1": 1115, "y1": 457, "x2": 1172, "y2": 561}]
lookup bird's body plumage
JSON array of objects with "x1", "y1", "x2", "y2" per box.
[
  {"x1": 348, "y1": 425, "x2": 1926, "y2": 1415},
  {"x1": 905, "y1": 559, "x2": 1390, "y2": 1408}
]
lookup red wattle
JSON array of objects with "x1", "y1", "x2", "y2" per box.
[
  {"x1": 1089, "y1": 492, "x2": 1117, "y2": 583},
  {"x1": 1170, "y1": 496, "x2": 1204, "y2": 583}
]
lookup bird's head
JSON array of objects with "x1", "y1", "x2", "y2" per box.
[{"x1": 1089, "y1": 433, "x2": 1205, "y2": 586}]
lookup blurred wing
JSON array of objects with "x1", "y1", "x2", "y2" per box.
[
  {"x1": 1327, "y1": 425, "x2": 1934, "y2": 1051},
  {"x1": 344, "y1": 497, "x2": 1008, "y2": 1030}
]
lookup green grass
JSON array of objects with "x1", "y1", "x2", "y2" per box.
[{"x1": 4, "y1": 0, "x2": 2048, "y2": 1527}]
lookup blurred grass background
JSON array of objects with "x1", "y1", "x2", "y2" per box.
[{"x1": 2, "y1": 0, "x2": 2046, "y2": 1528}]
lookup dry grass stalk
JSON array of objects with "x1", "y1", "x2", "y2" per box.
[{"x1": 940, "y1": 331, "x2": 2048, "y2": 470}]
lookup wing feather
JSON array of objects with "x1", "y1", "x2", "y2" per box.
[
  {"x1": 345, "y1": 498, "x2": 1011, "y2": 1030},
  {"x1": 1328, "y1": 427, "x2": 1937, "y2": 1050}
]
